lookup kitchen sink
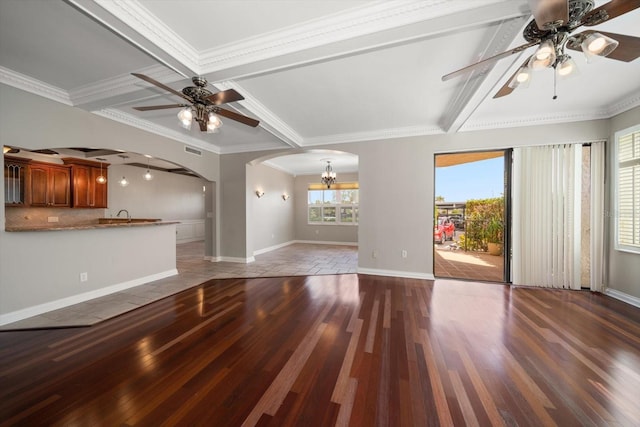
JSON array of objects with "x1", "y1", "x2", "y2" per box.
[{"x1": 98, "y1": 218, "x2": 161, "y2": 224}]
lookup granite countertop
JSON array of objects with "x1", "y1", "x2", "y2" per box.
[{"x1": 5, "y1": 220, "x2": 178, "y2": 232}]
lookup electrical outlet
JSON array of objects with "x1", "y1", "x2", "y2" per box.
[
  {"x1": 80, "y1": 272, "x2": 88, "y2": 282},
  {"x1": 372, "y1": 250, "x2": 378, "y2": 259},
  {"x1": 402, "y1": 250, "x2": 408, "y2": 258},
  {"x1": 48, "y1": 216, "x2": 59, "y2": 223},
  {"x1": 315, "y1": 229, "x2": 319, "y2": 235}
]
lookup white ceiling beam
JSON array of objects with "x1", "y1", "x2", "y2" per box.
[
  {"x1": 65, "y1": 0, "x2": 197, "y2": 78},
  {"x1": 439, "y1": 15, "x2": 530, "y2": 133}
]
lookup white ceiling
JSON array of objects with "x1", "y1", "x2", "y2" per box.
[{"x1": 1, "y1": 0, "x2": 639, "y2": 174}]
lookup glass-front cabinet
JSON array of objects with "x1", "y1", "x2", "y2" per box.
[{"x1": 4, "y1": 156, "x2": 30, "y2": 206}]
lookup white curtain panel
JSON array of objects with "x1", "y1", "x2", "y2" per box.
[
  {"x1": 513, "y1": 144, "x2": 582, "y2": 289},
  {"x1": 590, "y1": 142, "x2": 605, "y2": 292}
]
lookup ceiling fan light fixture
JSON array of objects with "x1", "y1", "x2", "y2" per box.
[
  {"x1": 206, "y1": 112, "x2": 223, "y2": 133},
  {"x1": 581, "y1": 32, "x2": 619, "y2": 62},
  {"x1": 508, "y1": 66, "x2": 532, "y2": 89},
  {"x1": 557, "y1": 56, "x2": 579, "y2": 79},
  {"x1": 177, "y1": 107, "x2": 193, "y2": 129},
  {"x1": 529, "y1": 40, "x2": 556, "y2": 70}
]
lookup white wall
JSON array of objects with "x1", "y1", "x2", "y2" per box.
[
  {"x1": 294, "y1": 172, "x2": 358, "y2": 244},
  {"x1": 246, "y1": 163, "x2": 295, "y2": 254},
  {"x1": 607, "y1": 106, "x2": 640, "y2": 300}
]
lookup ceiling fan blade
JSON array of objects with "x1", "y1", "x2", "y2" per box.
[
  {"x1": 493, "y1": 57, "x2": 532, "y2": 99},
  {"x1": 567, "y1": 30, "x2": 640, "y2": 62},
  {"x1": 527, "y1": 0, "x2": 569, "y2": 30},
  {"x1": 133, "y1": 104, "x2": 185, "y2": 111},
  {"x1": 205, "y1": 88, "x2": 244, "y2": 105},
  {"x1": 215, "y1": 108, "x2": 260, "y2": 127},
  {"x1": 582, "y1": 0, "x2": 640, "y2": 26},
  {"x1": 442, "y1": 41, "x2": 539, "y2": 81},
  {"x1": 131, "y1": 73, "x2": 193, "y2": 103}
]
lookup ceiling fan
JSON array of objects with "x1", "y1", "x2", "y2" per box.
[
  {"x1": 442, "y1": 0, "x2": 640, "y2": 99},
  {"x1": 131, "y1": 73, "x2": 259, "y2": 131}
]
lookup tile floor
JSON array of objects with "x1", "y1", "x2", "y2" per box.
[
  {"x1": 1, "y1": 242, "x2": 358, "y2": 330},
  {"x1": 433, "y1": 242, "x2": 504, "y2": 282}
]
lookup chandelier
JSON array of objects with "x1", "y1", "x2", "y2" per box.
[{"x1": 321, "y1": 161, "x2": 337, "y2": 188}]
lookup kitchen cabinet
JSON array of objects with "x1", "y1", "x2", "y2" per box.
[
  {"x1": 62, "y1": 158, "x2": 109, "y2": 208},
  {"x1": 29, "y1": 162, "x2": 71, "y2": 207},
  {"x1": 4, "y1": 156, "x2": 31, "y2": 207}
]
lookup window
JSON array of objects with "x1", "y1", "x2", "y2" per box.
[
  {"x1": 615, "y1": 125, "x2": 640, "y2": 253},
  {"x1": 307, "y1": 183, "x2": 359, "y2": 225}
]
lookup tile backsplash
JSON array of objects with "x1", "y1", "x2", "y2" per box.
[{"x1": 5, "y1": 207, "x2": 106, "y2": 228}]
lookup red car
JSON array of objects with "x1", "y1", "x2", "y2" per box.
[{"x1": 434, "y1": 217, "x2": 455, "y2": 244}]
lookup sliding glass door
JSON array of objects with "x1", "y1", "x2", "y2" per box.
[{"x1": 433, "y1": 150, "x2": 511, "y2": 283}]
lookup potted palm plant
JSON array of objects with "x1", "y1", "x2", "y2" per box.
[{"x1": 485, "y1": 217, "x2": 503, "y2": 256}]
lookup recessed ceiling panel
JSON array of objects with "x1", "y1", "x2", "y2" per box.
[
  {"x1": 139, "y1": 0, "x2": 371, "y2": 51},
  {"x1": 0, "y1": 0, "x2": 156, "y2": 90},
  {"x1": 237, "y1": 24, "x2": 495, "y2": 140}
]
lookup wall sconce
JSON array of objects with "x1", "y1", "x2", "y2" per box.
[
  {"x1": 255, "y1": 190, "x2": 265, "y2": 198},
  {"x1": 282, "y1": 194, "x2": 290, "y2": 201}
]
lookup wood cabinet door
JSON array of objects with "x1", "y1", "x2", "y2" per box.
[
  {"x1": 72, "y1": 165, "x2": 91, "y2": 208},
  {"x1": 49, "y1": 166, "x2": 71, "y2": 207},
  {"x1": 29, "y1": 165, "x2": 50, "y2": 207}
]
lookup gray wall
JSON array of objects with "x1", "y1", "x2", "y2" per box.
[
  {"x1": 608, "y1": 106, "x2": 640, "y2": 299},
  {"x1": 0, "y1": 84, "x2": 218, "y2": 319},
  {"x1": 0, "y1": 224, "x2": 176, "y2": 320},
  {"x1": 108, "y1": 164, "x2": 206, "y2": 221},
  {"x1": 294, "y1": 172, "x2": 359, "y2": 244},
  {"x1": 246, "y1": 163, "x2": 295, "y2": 254},
  {"x1": 328, "y1": 119, "x2": 611, "y2": 277}
]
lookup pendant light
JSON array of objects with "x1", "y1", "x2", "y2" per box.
[
  {"x1": 96, "y1": 158, "x2": 107, "y2": 184},
  {"x1": 143, "y1": 157, "x2": 153, "y2": 181},
  {"x1": 118, "y1": 154, "x2": 129, "y2": 187}
]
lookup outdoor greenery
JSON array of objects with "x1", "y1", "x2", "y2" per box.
[{"x1": 461, "y1": 197, "x2": 504, "y2": 252}]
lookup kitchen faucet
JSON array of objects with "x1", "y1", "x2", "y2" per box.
[{"x1": 116, "y1": 209, "x2": 130, "y2": 220}]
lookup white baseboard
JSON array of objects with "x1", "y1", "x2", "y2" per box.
[
  {"x1": 253, "y1": 240, "x2": 296, "y2": 256},
  {"x1": 217, "y1": 256, "x2": 255, "y2": 263},
  {"x1": 240, "y1": 240, "x2": 358, "y2": 259},
  {"x1": 357, "y1": 267, "x2": 435, "y2": 281},
  {"x1": 0, "y1": 269, "x2": 179, "y2": 326},
  {"x1": 294, "y1": 240, "x2": 358, "y2": 246},
  {"x1": 604, "y1": 288, "x2": 640, "y2": 309}
]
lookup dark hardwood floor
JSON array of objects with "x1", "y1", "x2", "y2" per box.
[{"x1": 1, "y1": 274, "x2": 639, "y2": 426}]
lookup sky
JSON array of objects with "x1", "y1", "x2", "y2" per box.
[{"x1": 435, "y1": 156, "x2": 504, "y2": 202}]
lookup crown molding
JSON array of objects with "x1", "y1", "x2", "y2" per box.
[
  {"x1": 461, "y1": 92, "x2": 640, "y2": 132},
  {"x1": 94, "y1": 108, "x2": 221, "y2": 154},
  {"x1": 605, "y1": 91, "x2": 640, "y2": 117},
  {"x1": 96, "y1": 0, "x2": 505, "y2": 76},
  {"x1": 302, "y1": 125, "x2": 444, "y2": 146},
  {"x1": 69, "y1": 65, "x2": 176, "y2": 107},
  {"x1": 219, "y1": 142, "x2": 289, "y2": 155},
  {"x1": 0, "y1": 66, "x2": 72, "y2": 106},
  {"x1": 92, "y1": 0, "x2": 199, "y2": 72},
  {"x1": 198, "y1": 1, "x2": 505, "y2": 74},
  {"x1": 215, "y1": 81, "x2": 303, "y2": 148},
  {"x1": 460, "y1": 110, "x2": 612, "y2": 132}
]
